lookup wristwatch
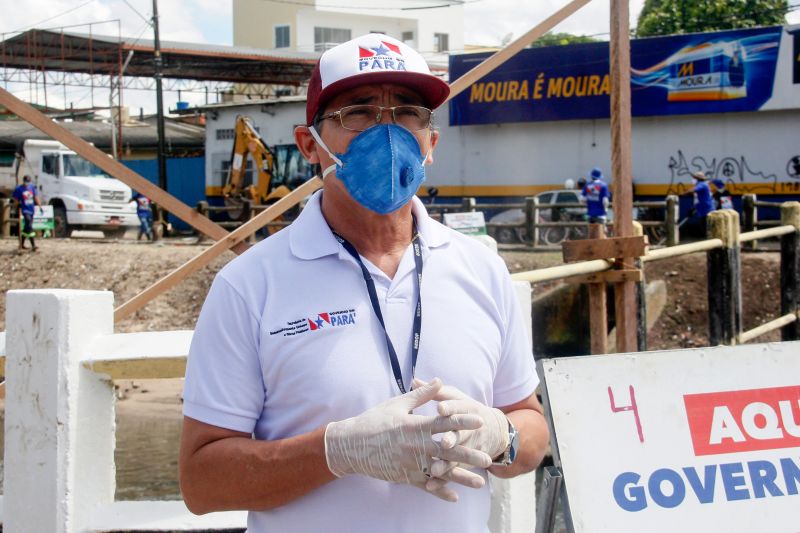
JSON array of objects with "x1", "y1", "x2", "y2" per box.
[{"x1": 492, "y1": 417, "x2": 519, "y2": 466}]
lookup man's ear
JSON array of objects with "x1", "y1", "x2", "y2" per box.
[
  {"x1": 425, "y1": 129, "x2": 440, "y2": 165},
  {"x1": 294, "y1": 125, "x2": 320, "y2": 164}
]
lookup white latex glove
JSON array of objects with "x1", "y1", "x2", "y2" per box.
[
  {"x1": 324, "y1": 378, "x2": 493, "y2": 502},
  {"x1": 413, "y1": 379, "x2": 510, "y2": 466}
]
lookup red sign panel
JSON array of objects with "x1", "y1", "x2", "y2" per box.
[{"x1": 684, "y1": 385, "x2": 800, "y2": 456}]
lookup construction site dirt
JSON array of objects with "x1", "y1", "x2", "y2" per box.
[{"x1": 0, "y1": 235, "x2": 783, "y2": 346}]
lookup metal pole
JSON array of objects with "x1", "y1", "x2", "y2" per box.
[{"x1": 153, "y1": 0, "x2": 167, "y2": 193}]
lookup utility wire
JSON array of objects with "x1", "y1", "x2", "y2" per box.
[
  {"x1": 5, "y1": 0, "x2": 97, "y2": 34},
  {"x1": 120, "y1": 0, "x2": 152, "y2": 25}
]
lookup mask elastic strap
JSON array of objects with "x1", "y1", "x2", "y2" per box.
[{"x1": 309, "y1": 126, "x2": 342, "y2": 178}]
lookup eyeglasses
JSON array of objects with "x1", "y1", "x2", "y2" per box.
[{"x1": 318, "y1": 104, "x2": 433, "y2": 132}]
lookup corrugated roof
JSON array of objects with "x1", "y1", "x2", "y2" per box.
[
  {"x1": 0, "y1": 29, "x2": 318, "y2": 85},
  {"x1": 0, "y1": 118, "x2": 204, "y2": 151}
]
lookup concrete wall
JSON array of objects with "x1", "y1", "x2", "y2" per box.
[
  {"x1": 233, "y1": 0, "x2": 300, "y2": 49},
  {"x1": 232, "y1": 0, "x2": 463, "y2": 60},
  {"x1": 295, "y1": 10, "x2": 415, "y2": 53}
]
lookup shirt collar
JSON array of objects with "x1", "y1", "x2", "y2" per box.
[{"x1": 289, "y1": 192, "x2": 450, "y2": 260}]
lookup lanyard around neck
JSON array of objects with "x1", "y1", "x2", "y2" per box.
[{"x1": 331, "y1": 227, "x2": 423, "y2": 394}]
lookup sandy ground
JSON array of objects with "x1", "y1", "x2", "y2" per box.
[{"x1": 0, "y1": 234, "x2": 784, "y2": 413}]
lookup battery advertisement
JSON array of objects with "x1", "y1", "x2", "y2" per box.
[
  {"x1": 539, "y1": 342, "x2": 800, "y2": 532},
  {"x1": 449, "y1": 26, "x2": 783, "y2": 126}
]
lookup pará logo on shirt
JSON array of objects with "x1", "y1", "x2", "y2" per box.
[{"x1": 269, "y1": 308, "x2": 357, "y2": 337}]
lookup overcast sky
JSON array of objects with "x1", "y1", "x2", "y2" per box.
[{"x1": 0, "y1": 0, "x2": 798, "y2": 112}]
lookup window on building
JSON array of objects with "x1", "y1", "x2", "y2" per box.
[
  {"x1": 314, "y1": 27, "x2": 351, "y2": 52},
  {"x1": 275, "y1": 25, "x2": 290, "y2": 48},
  {"x1": 401, "y1": 31, "x2": 414, "y2": 43},
  {"x1": 215, "y1": 126, "x2": 259, "y2": 141},
  {"x1": 434, "y1": 32, "x2": 449, "y2": 53},
  {"x1": 217, "y1": 158, "x2": 255, "y2": 188},
  {"x1": 370, "y1": 30, "x2": 385, "y2": 35}
]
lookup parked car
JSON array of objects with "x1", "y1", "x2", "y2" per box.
[{"x1": 488, "y1": 189, "x2": 587, "y2": 244}]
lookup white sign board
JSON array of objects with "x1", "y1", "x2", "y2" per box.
[
  {"x1": 539, "y1": 342, "x2": 800, "y2": 533},
  {"x1": 32, "y1": 205, "x2": 54, "y2": 231},
  {"x1": 443, "y1": 211, "x2": 487, "y2": 236}
]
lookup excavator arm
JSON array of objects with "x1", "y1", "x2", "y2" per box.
[{"x1": 222, "y1": 116, "x2": 290, "y2": 204}]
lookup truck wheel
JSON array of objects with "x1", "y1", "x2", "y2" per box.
[
  {"x1": 53, "y1": 206, "x2": 72, "y2": 238},
  {"x1": 494, "y1": 227, "x2": 519, "y2": 244},
  {"x1": 103, "y1": 227, "x2": 128, "y2": 239}
]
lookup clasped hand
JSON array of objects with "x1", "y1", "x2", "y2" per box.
[{"x1": 324, "y1": 378, "x2": 507, "y2": 502}]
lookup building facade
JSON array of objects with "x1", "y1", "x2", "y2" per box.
[{"x1": 232, "y1": 0, "x2": 463, "y2": 66}]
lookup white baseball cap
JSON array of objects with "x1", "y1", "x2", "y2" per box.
[{"x1": 305, "y1": 33, "x2": 450, "y2": 124}]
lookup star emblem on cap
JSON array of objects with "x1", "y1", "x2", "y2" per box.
[{"x1": 371, "y1": 43, "x2": 391, "y2": 56}]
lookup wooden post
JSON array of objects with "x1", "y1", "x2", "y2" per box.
[
  {"x1": 610, "y1": 0, "x2": 637, "y2": 353},
  {"x1": 588, "y1": 224, "x2": 608, "y2": 354},
  {"x1": 742, "y1": 194, "x2": 757, "y2": 250},
  {"x1": 632, "y1": 221, "x2": 647, "y2": 351},
  {"x1": 780, "y1": 202, "x2": 800, "y2": 341},
  {"x1": 462, "y1": 197, "x2": 476, "y2": 212},
  {"x1": 707, "y1": 210, "x2": 742, "y2": 346},
  {"x1": 196, "y1": 201, "x2": 208, "y2": 243},
  {"x1": 666, "y1": 195, "x2": 679, "y2": 247},
  {"x1": 525, "y1": 196, "x2": 537, "y2": 248},
  {"x1": 0, "y1": 198, "x2": 10, "y2": 238}
]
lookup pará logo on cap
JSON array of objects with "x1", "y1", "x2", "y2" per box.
[{"x1": 358, "y1": 41, "x2": 406, "y2": 72}]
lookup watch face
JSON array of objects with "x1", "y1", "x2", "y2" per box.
[{"x1": 509, "y1": 428, "x2": 519, "y2": 463}]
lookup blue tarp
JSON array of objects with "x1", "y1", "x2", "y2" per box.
[{"x1": 122, "y1": 157, "x2": 205, "y2": 231}]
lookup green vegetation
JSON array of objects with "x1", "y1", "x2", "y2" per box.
[{"x1": 636, "y1": 0, "x2": 790, "y2": 37}]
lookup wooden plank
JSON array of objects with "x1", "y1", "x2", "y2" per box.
[
  {"x1": 564, "y1": 269, "x2": 643, "y2": 285},
  {"x1": 446, "y1": 0, "x2": 593, "y2": 101},
  {"x1": 0, "y1": 87, "x2": 250, "y2": 255},
  {"x1": 610, "y1": 0, "x2": 637, "y2": 353},
  {"x1": 562, "y1": 235, "x2": 646, "y2": 263},
  {"x1": 113, "y1": 177, "x2": 322, "y2": 322},
  {"x1": 587, "y1": 224, "x2": 608, "y2": 355}
]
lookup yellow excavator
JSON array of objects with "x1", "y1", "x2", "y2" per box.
[{"x1": 222, "y1": 115, "x2": 292, "y2": 207}]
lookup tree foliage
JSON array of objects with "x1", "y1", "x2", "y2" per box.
[
  {"x1": 530, "y1": 32, "x2": 599, "y2": 48},
  {"x1": 636, "y1": 0, "x2": 789, "y2": 37}
]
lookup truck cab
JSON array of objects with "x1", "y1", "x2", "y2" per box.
[{"x1": 18, "y1": 140, "x2": 138, "y2": 238}]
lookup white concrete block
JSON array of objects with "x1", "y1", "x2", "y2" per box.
[{"x1": 4, "y1": 290, "x2": 115, "y2": 533}]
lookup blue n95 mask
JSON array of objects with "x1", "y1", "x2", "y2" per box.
[{"x1": 309, "y1": 123, "x2": 429, "y2": 215}]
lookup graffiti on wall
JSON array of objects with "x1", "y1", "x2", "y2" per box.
[{"x1": 666, "y1": 150, "x2": 782, "y2": 195}]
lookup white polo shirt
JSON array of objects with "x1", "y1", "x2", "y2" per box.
[{"x1": 183, "y1": 191, "x2": 538, "y2": 533}]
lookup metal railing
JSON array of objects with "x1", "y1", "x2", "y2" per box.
[{"x1": 422, "y1": 195, "x2": 680, "y2": 248}]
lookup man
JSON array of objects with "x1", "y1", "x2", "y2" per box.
[
  {"x1": 581, "y1": 167, "x2": 610, "y2": 224},
  {"x1": 711, "y1": 178, "x2": 733, "y2": 210},
  {"x1": 687, "y1": 171, "x2": 715, "y2": 236},
  {"x1": 133, "y1": 191, "x2": 154, "y2": 241},
  {"x1": 13, "y1": 175, "x2": 42, "y2": 251},
  {"x1": 180, "y1": 33, "x2": 549, "y2": 532}
]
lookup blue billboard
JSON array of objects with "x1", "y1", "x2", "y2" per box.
[{"x1": 449, "y1": 26, "x2": 783, "y2": 126}]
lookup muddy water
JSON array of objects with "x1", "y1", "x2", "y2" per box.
[
  {"x1": 113, "y1": 411, "x2": 183, "y2": 500},
  {"x1": 0, "y1": 408, "x2": 183, "y2": 501}
]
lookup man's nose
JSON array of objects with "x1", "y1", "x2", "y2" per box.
[{"x1": 377, "y1": 107, "x2": 394, "y2": 125}]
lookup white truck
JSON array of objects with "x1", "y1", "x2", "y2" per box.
[{"x1": 0, "y1": 140, "x2": 138, "y2": 238}]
